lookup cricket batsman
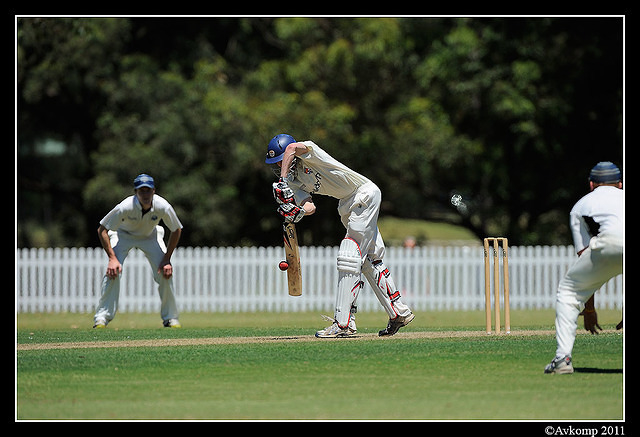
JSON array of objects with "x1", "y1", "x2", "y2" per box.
[
  {"x1": 93, "y1": 174, "x2": 183, "y2": 328},
  {"x1": 544, "y1": 162, "x2": 623, "y2": 374},
  {"x1": 265, "y1": 134, "x2": 415, "y2": 337}
]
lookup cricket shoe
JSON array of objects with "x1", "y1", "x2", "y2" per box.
[
  {"x1": 315, "y1": 315, "x2": 357, "y2": 338},
  {"x1": 378, "y1": 313, "x2": 415, "y2": 336},
  {"x1": 93, "y1": 319, "x2": 108, "y2": 329},
  {"x1": 163, "y1": 318, "x2": 182, "y2": 328},
  {"x1": 544, "y1": 355, "x2": 574, "y2": 374}
]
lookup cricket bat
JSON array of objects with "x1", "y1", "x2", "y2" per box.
[{"x1": 283, "y1": 222, "x2": 302, "y2": 296}]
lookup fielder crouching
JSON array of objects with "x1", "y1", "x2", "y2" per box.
[
  {"x1": 93, "y1": 174, "x2": 183, "y2": 329},
  {"x1": 265, "y1": 134, "x2": 415, "y2": 337}
]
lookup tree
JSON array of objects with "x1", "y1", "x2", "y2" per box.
[
  {"x1": 17, "y1": 17, "x2": 623, "y2": 248},
  {"x1": 17, "y1": 18, "x2": 131, "y2": 246}
]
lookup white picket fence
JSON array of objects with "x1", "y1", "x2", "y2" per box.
[{"x1": 15, "y1": 245, "x2": 623, "y2": 314}]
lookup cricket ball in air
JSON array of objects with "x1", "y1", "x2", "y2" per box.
[{"x1": 279, "y1": 261, "x2": 289, "y2": 271}]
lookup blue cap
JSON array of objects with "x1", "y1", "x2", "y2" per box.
[
  {"x1": 134, "y1": 174, "x2": 155, "y2": 189},
  {"x1": 589, "y1": 162, "x2": 621, "y2": 184},
  {"x1": 265, "y1": 134, "x2": 296, "y2": 164}
]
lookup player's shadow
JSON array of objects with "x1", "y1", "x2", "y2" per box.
[{"x1": 574, "y1": 367, "x2": 623, "y2": 374}]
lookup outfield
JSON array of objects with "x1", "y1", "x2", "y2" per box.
[{"x1": 16, "y1": 310, "x2": 624, "y2": 421}]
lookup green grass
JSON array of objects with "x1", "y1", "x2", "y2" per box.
[
  {"x1": 16, "y1": 311, "x2": 624, "y2": 421},
  {"x1": 377, "y1": 216, "x2": 478, "y2": 245}
]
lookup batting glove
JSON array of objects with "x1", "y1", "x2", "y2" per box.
[
  {"x1": 273, "y1": 178, "x2": 295, "y2": 204},
  {"x1": 278, "y1": 203, "x2": 305, "y2": 223}
]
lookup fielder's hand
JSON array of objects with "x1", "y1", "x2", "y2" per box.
[
  {"x1": 106, "y1": 257, "x2": 122, "y2": 279},
  {"x1": 580, "y1": 309, "x2": 602, "y2": 334},
  {"x1": 158, "y1": 260, "x2": 173, "y2": 279},
  {"x1": 273, "y1": 178, "x2": 295, "y2": 204},
  {"x1": 278, "y1": 203, "x2": 305, "y2": 223}
]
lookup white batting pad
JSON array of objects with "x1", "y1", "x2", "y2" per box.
[
  {"x1": 334, "y1": 238, "x2": 363, "y2": 328},
  {"x1": 362, "y1": 258, "x2": 411, "y2": 319}
]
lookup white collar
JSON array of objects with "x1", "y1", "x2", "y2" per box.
[{"x1": 133, "y1": 194, "x2": 154, "y2": 211}]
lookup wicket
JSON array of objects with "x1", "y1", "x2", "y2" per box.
[{"x1": 483, "y1": 237, "x2": 511, "y2": 334}]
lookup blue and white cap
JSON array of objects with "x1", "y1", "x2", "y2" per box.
[
  {"x1": 133, "y1": 174, "x2": 155, "y2": 189},
  {"x1": 589, "y1": 162, "x2": 621, "y2": 184}
]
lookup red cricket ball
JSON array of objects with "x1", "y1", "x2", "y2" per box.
[{"x1": 278, "y1": 260, "x2": 289, "y2": 271}]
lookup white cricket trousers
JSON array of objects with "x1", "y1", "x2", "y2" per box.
[
  {"x1": 555, "y1": 233, "x2": 623, "y2": 357},
  {"x1": 94, "y1": 226, "x2": 179, "y2": 324},
  {"x1": 338, "y1": 181, "x2": 386, "y2": 262},
  {"x1": 337, "y1": 181, "x2": 412, "y2": 319}
]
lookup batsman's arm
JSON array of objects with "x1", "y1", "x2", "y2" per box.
[
  {"x1": 300, "y1": 197, "x2": 316, "y2": 216},
  {"x1": 280, "y1": 143, "x2": 309, "y2": 179}
]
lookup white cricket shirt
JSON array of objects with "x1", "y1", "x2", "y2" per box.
[
  {"x1": 100, "y1": 194, "x2": 183, "y2": 238},
  {"x1": 289, "y1": 141, "x2": 372, "y2": 202},
  {"x1": 569, "y1": 185, "x2": 624, "y2": 251}
]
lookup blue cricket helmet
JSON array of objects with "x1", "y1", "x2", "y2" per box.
[{"x1": 265, "y1": 134, "x2": 296, "y2": 164}]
